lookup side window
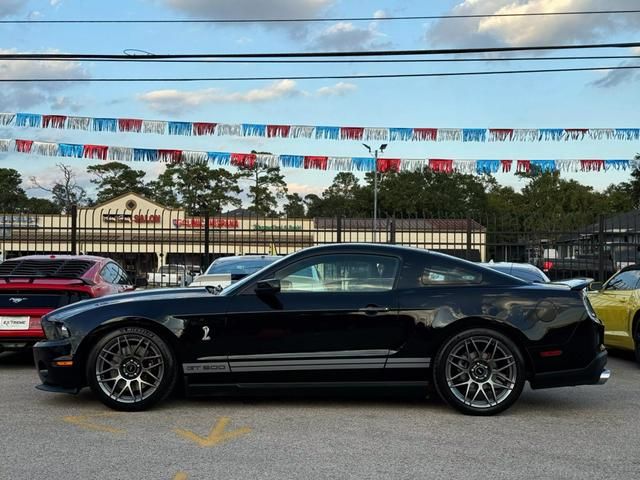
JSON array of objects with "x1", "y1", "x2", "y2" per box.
[
  {"x1": 401, "y1": 256, "x2": 483, "y2": 287},
  {"x1": 605, "y1": 270, "x2": 640, "y2": 291},
  {"x1": 100, "y1": 263, "x2": 117, "y2": 284},
  {"x1": 275, "y1": 254, "x2": 399, "y2": 293},
  {"x1": 114, "y1": 264, "x2": 130, "y2": 285}
]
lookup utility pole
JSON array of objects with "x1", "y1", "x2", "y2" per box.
[{"x1": 363, "y1": 143, "x2": 387, "y2": 242}]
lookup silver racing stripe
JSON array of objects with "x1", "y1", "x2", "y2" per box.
[{"x1": 183, "y1": 357, "x2": 432, "y2": 373}]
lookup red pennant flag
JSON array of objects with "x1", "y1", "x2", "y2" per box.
[
  {"x1": 501, "y1": 160, "x2": 513, "y2": 172},
  {"x1": 42, "y1": 115, "x2": 67, "y2": 129},
  {"x1": 516, "y1": 160, "x2": 531, "y2": 172},
  {"x1": 429, "y1": 159, "x2": 453, "y2": 173},
  {"x1": 231, "y1": 153, "x2": 257, "y2": 168},
  {"x1": 304, "y1": 156, "x2": 328, "y2": 170},
  {"x1": 193, "y1": 122, "x2": 217, "y2": 136},
  {"x1": 83, "y1": 144, "x2": 108, "y2": 160},
  {"x1": 377, "y1": 158, "x2": 401, "y2": 173},
  {"x1": 340, "y1": 127, "x2": 364, "y2": 140},
  {"x1": 413, "y1": 128, "x2": 437, "y2": 141},
  {"x1": 118, "y1": 118, "x2": 143, "y2": 132},
  {"x1": 580, "y1": 159, "x2": 604, "y2": 171},
  {"x1": 15, "y1": 139, "x2": 33, "y2": 153},
  {"x1": 267, "y1": 125, "x2": 291, "y2": 138},
  {"x1": 158, "y1": 149, "x2": 183, "y2": 163}
]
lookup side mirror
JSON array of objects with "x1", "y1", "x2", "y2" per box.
[
  {"x1": 255, "y1": 278, "x2": 281, "y2": 295},
  {"x1": 134, "y1": 277, "x2": 149, "y2": 288},
  {"x1": 589, "y1": 282, "x2": 603, "y2": 291}
]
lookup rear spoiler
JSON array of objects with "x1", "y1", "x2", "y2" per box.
[
  {"x1": 0, "y1": 275, "x2": 95, "y2": 286},
  {"x1": 551, "y1": 278, "x2": 593, "y2": 291}
]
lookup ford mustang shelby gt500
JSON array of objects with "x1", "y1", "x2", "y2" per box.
[{"x1": 33, "y1": 244, "x2": 609, "y2": 415}]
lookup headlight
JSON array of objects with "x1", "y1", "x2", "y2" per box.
[{"x1": 42, "y1": 319, "x2": 71, "y2": 340}]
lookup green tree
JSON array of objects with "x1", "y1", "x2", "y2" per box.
[
  {"x1": 0, "y1": 168, "x2": 27, "y2": 212},
  {"x1": 237, "y1": 155, "x2": 287, "y2": 216},
  {"x1": 283, "y1": 193, "x2": 306, "y2": 217},
  {"x1": 87, "y1": 162, "x2": 150, "y2": 204},
  {"x1": 23, "y1": 197, "x2": 62, "y2": 214},
  {"x1": 151, "y1": 162, "x2": 242, "y2": 215}
]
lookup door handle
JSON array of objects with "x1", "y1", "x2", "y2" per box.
[{"x1": 359, "y1": 305, "x2": 390, "y2": 314}]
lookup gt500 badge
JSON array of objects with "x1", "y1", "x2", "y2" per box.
[{"x1": 183, "y1": 362, "x2": 228, "y2": 373}]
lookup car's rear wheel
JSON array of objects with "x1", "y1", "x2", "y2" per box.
[
  {"x1": 633, "y1": 319, "x2": 640, "y2": 365},
  {"x1": 433, "y1": 328, "x2": 525, "y2": 416},
  {"x1": 86, "y1": 326, "x2": 176, "y2": 411}
]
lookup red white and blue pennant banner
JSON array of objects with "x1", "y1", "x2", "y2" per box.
[
  {"x1": 1, "y1": 138, "x2": 636, "y2": 174},
  {"x1": 1, "y1": 113, "x2": 639, "y2": 143}
]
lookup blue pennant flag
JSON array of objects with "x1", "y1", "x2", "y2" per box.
[
  {"x1": 168, "y1": 121, "x2": 192, "y2": 136},
  {"x1": 93, "y1": 118, "x2": 117, "y2": 132},
  {"x1": 389, "y1": 128, "x2": 413, "y2": 141},
  {"x1": 57, "y1": 143, "x2": 84, "y2": 158},
  {"x1": 530, "y1": 160, "x2": 556, "y2": 172},
  {"x1": 279, "y1": 155, "x2": 304, "y2": 168},
  {"x1": 16, "y1": 113, "x2": 42, "y2": 128},
  {"x1": 462, "y1": 129, "x2": 487, "y2": 142},
  {"x1": 476, "y1": 160, "x2": 500, "y2": 174},
  {"x1": 207, "y1": 152, "x2": 231, "y2": 165},
  {"x1": 133, "y1": 148, "x2": 159, "y2": 162},
  {"x1": 241, "y1": 124, "x2": 267, "y2": 137},
  {"x1": 351, "y1": 157, "x2": 375, "y2": 171},
  {"x1": 315, "y1": 126, "x2": 340, "y2": 140}
]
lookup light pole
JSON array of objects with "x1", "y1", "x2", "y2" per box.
[{"x1": 362, "y1": 143, "x2": 387, "y2": 242}]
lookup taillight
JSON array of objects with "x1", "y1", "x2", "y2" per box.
[
  {"x1": 29, "y1": 317, "x2": 42, "y2": 330},
  {"x1": 542, "y1": 261, "x2": 554, "y2": 272}
]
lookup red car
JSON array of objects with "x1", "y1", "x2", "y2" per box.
[{"x1": 0, "y1": 255, "x2": 140, "y2": 352}]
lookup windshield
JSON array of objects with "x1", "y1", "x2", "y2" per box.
[
  {"x1": 207, "y1": 258, "x2": 277, "y2": 275},
  {"x1": 220, "y1": 255, "x2": 290, "y2": 296}
]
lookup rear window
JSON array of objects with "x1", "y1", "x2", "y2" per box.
[
  {"x1": 0, "y1": 259, "x2": 94, "y2": 279},
  {"x1": 207, "y1": 258, "x2": 275, "y2": 275}
]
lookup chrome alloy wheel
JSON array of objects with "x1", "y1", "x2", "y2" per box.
[
  {"x1": 95, "y1": 333, "x2": 165, "y2": 404},
  {"x1": 445, "y1": 336, "x2": 517, "y2": 410}
]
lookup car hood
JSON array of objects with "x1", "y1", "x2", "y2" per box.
[{"x1": 46, "y1": 287, "x2": 211, "y2": 321}]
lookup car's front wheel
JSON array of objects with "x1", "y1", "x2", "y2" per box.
[
  {"x1": 86, "y1": 326, "x2": 176, "y2": 411},
  {"x1": 433, "y1": 328, "x2": 525, "y2": 416}
]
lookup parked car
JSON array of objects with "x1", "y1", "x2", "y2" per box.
[
  {"x1": 147, "y1": 264, "x2": 193, "y2": 288},
  {"x1": 482, "y1": 262, "x2": 550, "y2": 283},
  {"x1": 539, "y1": 253, "x2": 616, "y2": 281},
  {"x1": 34, "y1": 244, "x2": 608, "y2": 416},
  {"x1": 189, "y1": 255, "x2": 280, "y2": 290},
  {"x1": 588, "y1": 266, "x2": 640, "y2": 362},
  {"x1": 0, "y1": 255, "x2": 144, "y2": 353}
]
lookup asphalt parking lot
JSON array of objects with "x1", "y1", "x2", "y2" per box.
[{"x1": 1, "y1": 352, "x2": 638, "y2": 480}]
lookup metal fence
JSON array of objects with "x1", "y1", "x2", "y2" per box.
[{"x1": 0, "y1": 206, "x2": 638, "y2": 282}]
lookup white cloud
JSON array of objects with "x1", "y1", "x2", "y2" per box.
[
  {"x1": 138, "y1": 80, "x2": 301, "y2": 113},
  {"x1": 0, "y1": 49, "x2": 90, "y2": 110},
  {"x1": 426, "y1": 0, "x2": 640, "y2": 47},
  {"x1": 0, "y1": 0, "x2": 23, "y2": 18},
  {"x1": 316, "y1": 82, "x2": 357, "y2": 96},
  {"x1": 309, "y1": 21, "x2": 390, "y2": 51},
  {"x1": 373, "y1": 10, "x2": 387, "y2": 19},
  {"x1": 161, "y1": 0, "x2": 334, "y2": 38},
  {"x1": 50, "y1": 0, "x2": 62, "y2": 6},
  {"x1": 288, "y1": 182, "x2": 323, "y2": 196}
]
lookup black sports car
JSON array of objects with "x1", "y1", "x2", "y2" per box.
[{"x1": 33, "y1": 244, "x2": 609, "y2": 415}]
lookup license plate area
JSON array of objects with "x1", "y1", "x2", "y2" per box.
[{"x1": 0, "y1": 316, "x2": 30, "y2": 330}]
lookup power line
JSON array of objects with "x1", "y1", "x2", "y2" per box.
[
  {"x1": 2, "y1": 9, "x2": 639, "y2": 24},
  {"x1": 1, "y1": 65, "x2": 638, "y2": 82},
  {"x1": 4, "y1": 55, "x2": 639, "y2": 64},
  {"x1": 2, "y1": 41, "x2": 640, "y2": 61}
]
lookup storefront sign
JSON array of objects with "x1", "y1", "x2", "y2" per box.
[
  {"x1": 173, "y1": 218, "x2": 240, "y2": 229},
  {"x1": 103, "y1": 213, "x2": 132, "y2": 223},
  {"x1": 253, "y1": 224, "x2": 303, "y2": 231},
  {"x1": 133, "y1": 214, "x2": 161, "y2": 224}
]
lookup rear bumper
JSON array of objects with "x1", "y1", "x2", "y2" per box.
[
  {"x1": 529, "y1": 350, "x2": 609, "y2": 389},
  {"x1": 33, "y1": 339, "x2": 83, "y2": 392}
]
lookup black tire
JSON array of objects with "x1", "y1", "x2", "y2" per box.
[
  {"x1": 86, "y1": 326, "x2": 177, "y2": 412},
  {"x1": 433, "y1": 328, "x2": 526, "y2": 416},
  {"x1": 633, "y1": 319, "x2": 640, "y2": 366}
]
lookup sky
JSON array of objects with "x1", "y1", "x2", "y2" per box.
[{"x1": 0, "y1": 0, "x2": 639, "y2": 205}]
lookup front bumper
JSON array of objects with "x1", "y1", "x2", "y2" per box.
[
  {"x1": 33, "y1": 339, "x2": 83, "y2": 393},
  {"x1": 529, "y1": 350, "x2": 609, "y2": 389}
]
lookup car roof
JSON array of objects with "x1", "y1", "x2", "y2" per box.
[
  {"x1": 4, "y1": 254, "x2": 109, "y2": 263},
  {"x1": 213, "y1": 255, "x2": 280, "y2": 263}
]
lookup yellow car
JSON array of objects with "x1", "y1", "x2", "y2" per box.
[{"x1": 588, "y1": 266, "x2": 640, "y2": 362}]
